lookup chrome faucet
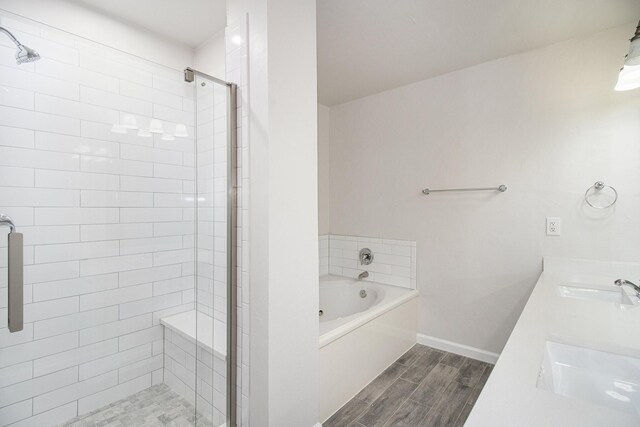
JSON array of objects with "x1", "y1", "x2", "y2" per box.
[
  {"x1": 615, "y1": 279, "x2": 640, "y2": 297},
  {"x1": 358, "y1": 271, "x2": 369, "y2": 280}
]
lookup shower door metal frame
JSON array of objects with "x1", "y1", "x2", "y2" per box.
[{"x1": 185, "y1": 67, "x2": 238, "y2": 427}]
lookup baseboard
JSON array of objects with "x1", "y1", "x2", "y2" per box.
[
  {"x1": 416, "y1": 333, "x2": 500, "y2": 364},
  {"x1": 314, "y1": 423, "x2": 323, "y2": 427}
]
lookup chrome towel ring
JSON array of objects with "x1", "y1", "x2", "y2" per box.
[{"x1": 584, "y1": 181, "x2": 618, "y2": 209}]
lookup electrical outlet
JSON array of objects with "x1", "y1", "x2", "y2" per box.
[{"x1": 546, "y1": 217, "x2": 561, "y2": 236}]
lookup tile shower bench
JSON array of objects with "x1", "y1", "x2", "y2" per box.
[{"x1": 160, "y1": 311, "x2": 227, "y2": 426}]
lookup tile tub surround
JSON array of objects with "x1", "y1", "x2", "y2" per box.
[
  {"x1": 467, "y1": 258, "x2": 640, "y2": 426},
  {"x1": 0, "y1": 12, "x2": 198, "y2": 426},
  {"x1": 320, "y1": 234, "x2": 416, "y2": 289},
  {"x1": 319, "y1": 235, "x2": 329, "y2": 276},
  {"x1": 324, "y1": 344, "x2": 492, "y2": 427}
]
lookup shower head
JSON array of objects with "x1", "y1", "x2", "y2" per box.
[
  {"x1": 0, "y1": 26, "x2": 40, "y2": 65},
  {"x1": 15, "y1": 44, "x2": 40, "y2": 64}
]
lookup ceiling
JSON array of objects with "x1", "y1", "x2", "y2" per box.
[
  {"x1": 70, "y1": 0, "x2": 226, "y2": 48},
  {"x1": 317, "y1": 0, "x2": 640, "y2": 106}
]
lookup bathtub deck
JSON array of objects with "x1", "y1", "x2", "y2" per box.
[{"x1": 323, "y1": 344, "x2": 492, "y2": 427}]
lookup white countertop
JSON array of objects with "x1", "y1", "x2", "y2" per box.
[{"x1": 466, "y1": 257, "x2": 640, "y2": 427}]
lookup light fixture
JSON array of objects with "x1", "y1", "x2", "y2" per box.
[
  {"x1": 231, "y1": 35, "x2": 243, "y2": 46},
  {"x1": 174, "y1": 124, "x2": 189, "y2": 138},
  {"x1": 616, "y1": 20, "x2": 640, "y2": 91},
  {"x1": 615, "y1": 65, "x2": 640, "y2": 91},
  {"x1": 122, "y1": 114, "x2": 138, "y2": 130},
  {"x1": 149, "y1": 119, "x2": 164, "y2": 134},
  {"x1": 111, "y1": 124, "x2": 127, "y2": 134},
  {"x1": 137, "y1": 129, "x2": 152, "y2": 138},
  {"x1": 161, "y1": 134, "x2": 175, "y2": 141}
]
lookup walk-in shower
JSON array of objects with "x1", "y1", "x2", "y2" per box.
[
  {"x1": 0, "y1": 10, "x2": 237, "y2": 427},
  {"x1": 0, "y1": 26, "x2": 40, "y2": 64}
]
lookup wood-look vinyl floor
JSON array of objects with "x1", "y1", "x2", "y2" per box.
[{"x1": 324, "y1": 344, "x2": 492, "y2": 427}]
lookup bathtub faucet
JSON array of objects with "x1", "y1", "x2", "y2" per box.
[{"x1": 358, "y1": 271, "x2": 369, "y2": 280}]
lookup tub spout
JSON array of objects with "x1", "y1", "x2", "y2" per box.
[{"x1": 358, "y1": 271, "x2": 369, "y2": 280}]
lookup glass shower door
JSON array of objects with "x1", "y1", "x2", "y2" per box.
[{"x1": 192, "y1": 70, "x2": 237, "y2": 427}]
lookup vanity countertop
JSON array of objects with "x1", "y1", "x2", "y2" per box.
[{"x1": 466, "y1": 257, "x2": 640, "y2": 427}]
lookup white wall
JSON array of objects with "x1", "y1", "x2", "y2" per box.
[
  {"x1": 327, "y1": 24, "x2": 640, "y2": 354},
  {"x1": 318, "y1": 103, "x2": 330, "y2": 235},
  {"x1": 194, "y1": 30, "x2": 226, "y2": 80},
  {"x1": 228, "y1": 0, "x2": 320, "y2": 425},
  {"x1": 265, "y1": 0, "x2": 319, "y2": 423},
  {"x1": 0, "y1": 11, "x2": 197, "y2": 425},
  {"x1": 0, "y1": 0, "x2": 193, "y2": 71}
]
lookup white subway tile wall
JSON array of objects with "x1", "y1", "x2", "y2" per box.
[
  {"x1": 163, "y1": 327, "x2": 226, "y2": 426},
  {"x1": 322, "y1": 235, "x2": 417, "y2": 289},
  {"x1": 319, "y1": 235, "x2": 329, "y2": 276},
  {"x1": 194, "y1": 78, "x2": 227, "y2": 325},
  {"x1": 0, "y1": 12, "x2": 199, "y2": 426}
]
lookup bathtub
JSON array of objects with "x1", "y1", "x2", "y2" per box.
[{"x1": 319, "y1": 275, "x2": 418, "y2": 422}]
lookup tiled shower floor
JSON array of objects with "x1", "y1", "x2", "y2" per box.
[
  {"x1": 59, "y1": 384, "x2": 213, "y2": 427},
  {"x1": 324, "y1": 344, "x2": 492, "y2": 427}
]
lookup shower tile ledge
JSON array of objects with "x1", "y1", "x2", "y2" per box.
[
  {"x1": 161, "y1": 310, "x2": 227, "y2": 360},
  {"x1": 467, "y1": 256, "x2": 640, "y2": 427}
]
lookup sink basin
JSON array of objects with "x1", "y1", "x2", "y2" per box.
[
  {"x1": 558, "y1": 283, "x2": 636, "y2": 306},
  {"x1": 537, "y1": 340, "x2": 640, "y2": 414}
]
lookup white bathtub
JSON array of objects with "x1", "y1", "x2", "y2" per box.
[{"x1": 319, "y1": 275, "x2": 418, "y2": 422}]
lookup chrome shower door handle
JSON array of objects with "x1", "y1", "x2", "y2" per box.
[
  {"x1": 8, "y1": 231, "x2": 23, "y2": 332},
  {"x1": 1, "y1": 214, "x2": 23, "y2": 333}
]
